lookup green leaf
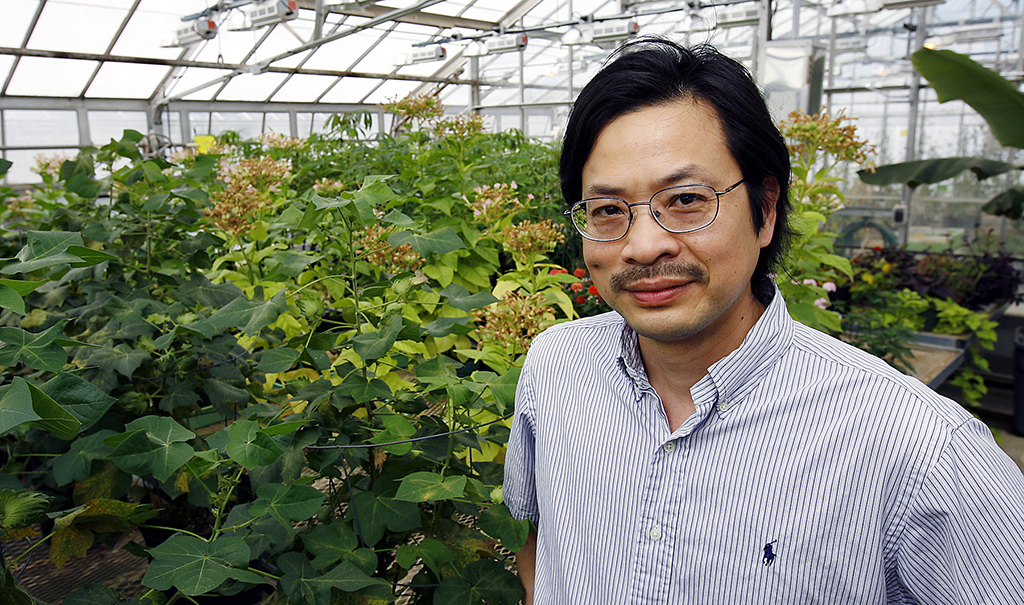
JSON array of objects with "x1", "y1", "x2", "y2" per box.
[
  {"x1": 0, "y1": 284, "x2": 25, "y2": 315},
  {"x1": 0, "y1": 321, "x2": 69, "y2": 373},
  {"x1": 52, "y1": 430, "x2": 116, "y2": 485},
  {"x1": 394, "y1": 472, "x2": 467, "y2": 503},
  {"x1": 346, "y1": 492, "x2": 420, "y2": 547},
  {"x1": 88, "y1": 344, "x2": 149, "y2": 378},
  {"x1": 226, "y1": 419, "x2": 285, "y2": 468},
  {"x1": 107, "y1": 417, "x2": 195, "y2": 482},
  {"x1": 66, "y1": 245, "x2": 117, "y2": 268},
  {"x1": 439, "y1": 284, "x2": 499, "y2": 312},
  {"x1": 351, "y1": 315, "x2": 403, "y2": 361},
  {"x1": 257, "y1": 347, "x2": 302, "y2": 372},
  {"x1": 433, "y1": 559, "x2": 524, "y2": 605},
  {"x1": 0, "y1": 279, "x2": 45, "y2": 297},
  {"x1": 64, "y1": 174, "x2": 104, "y2": 199},
  {"x1": 388, "y1": 227, "x2": 465, "y2": 257},
  {"x1": 183, "y1": 154, "x2": 217, "y2": 179},
  {"x1": 279, "y1": 552, "x2": 383, "y2": 605},
  {"x1": 0, "y1": 379, "x2": 39, "y2": 435},
  {"x1": 913, "y1": 47, "x2": 1024, "y2": 149},
  {"x1": 475, "y1": 368, "x2": 521, "y2": 414},
  {"x1": 396, "y1": 538, "x2": 454, "y2": 577},
  {"x1": 207, "y1": 290, "x2": 289, "y2": 336},
  {"x1": 336, "y1": 375, "x2": 393, "y2": 404},
  {"x1": 2, "y1": 231, "x2": 85, "y2": 275},
  {"x1": 982, "y1": 185, "x2": 1024, "y2": 219},
  {"x1": 40, "y1": 373, "x2": 116, "y2": 432},
  {"x1": 266, "y1": 250, "x2": 323, "y2": 279},
  {"x1": 250, "y1": 483, "x2": 325, "y2": 533},
  {"x1": 423, "y1": 316, "x2": 473, "y2": 337},
  {"x1": 143, "y1": 534, "x2": 265, "y2": 596},
  {"x1": 185, "y1": 274, "x2": 243, "y2": 308},
  {"x1": 858, "y1": 157, "x2": 1014, "y2": 188},
  {"x1": 303, "y1": 522, "x2": 359, "y2": 570},
  {"x1": 369, "y1": 413, "x2": 415, "y2": 455},
  {"x1": 477, "y1": 503, "x2": 530, "y2": 552},
  {"x1": 25, "y1": 382, "x2": 81, "y2": 440}
]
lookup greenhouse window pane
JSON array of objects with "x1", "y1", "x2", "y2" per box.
[
  {"x1": 0, "y1": 2, "x2": 43, "y2": 48},
  {"x1": 5, "y1": 57, "x2": 99, "y2": 97},
  {"x1": 88, "y1": 111, "x2": 148, "y2": 146},
  {"x1": 270, "y1": 74, "x2": 336, "y2": 103},
  {"x1": 263, "y1": 113, "x2": 291, "y2": 135},
  {"x1": 86, "y1": 63, "x2": 172, "y2": 99},
  {"x1": 5, "y1": 110, "x2": 79, "y2": 147},
  {"x1": 190, "y1": 112, "x2": 266, "y2": 139},
  {"x1": 111, "y1": 0, "x2": 198, "y2": 60},
  {"x1": 318, "y1": 77, "x2": 381, "y2": 104},
  {"x1": 3, "y1": 148, "x2": 78, "y2": 185},
  {"x1": 27, "y1": 1, "x2": 128, "y2": 54},
  {"x1": 216, "y1": 73, "x2": 290, "y2": 102},
  {"x1": 156, "y1": 109, "x2": 183, "y2": 145}
]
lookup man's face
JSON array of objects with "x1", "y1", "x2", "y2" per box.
[{"x1": 581, "y1": 98, "x2": 776, "y2": 345}]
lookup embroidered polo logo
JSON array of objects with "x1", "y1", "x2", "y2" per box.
[{"x1": 763, "y1": 541, "x2": 778, "y2": 566}]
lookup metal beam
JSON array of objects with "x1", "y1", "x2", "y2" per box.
[
  {"x1": 0, "y1": 47, "x2": 491, "y2": 87},
  {"x1": 296, "y1": 1, "x2": 497, "y2": 31},
  {"x1": 2, "y1": 0, "x2": 47, "y2": 96}
]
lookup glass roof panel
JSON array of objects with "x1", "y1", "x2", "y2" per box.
[
  {"x1": 165, "y1": 67, "x2": 237, "y2": 102},
  {"x1": 318, "y1": 76, "x2": 385, "y2": 103},
  {"x1": 111, "y1": 0, "x2": 200, "y2": 59},
  {"x1": 0, "y1": 56, "x2": 14, "y2": 87},
  {"x1": 5, "y1": 57, "x2": 99, "y2": 97},
  {"x1": 361, "y1": 78, "x2": 420, "y2": 104},
  {"x1": 0, "y1": 1, "x2": 43, "y2": 48},
  {"x1": 27, "y1": 0, "x2": 129, "y2": 54},
  {"x1": 300, "y1": 30, "x2": 384, "y2": 71},
  {"x1": 270, "y1": 74, "x2": 337, "y2": 103},
  {"x1": 86, "y1": 62, "x2": 173, "y2": 99},
  {"x1": 215, "y1": 72, "x2": 290, "y2": 101}
]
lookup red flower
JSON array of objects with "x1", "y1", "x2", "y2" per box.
[
  {"x1": 588, "y1": 285, "x2": 599, "y2": 295},
  {"x1": 549, "y1": 268, "x2": 568, "y2": 275},
  {"x1": 573, "y1": 268, "x2": 587, "y2": 278},
  {"x1": 575, "y1": 295, "x2": 586, "y2": 305},
  {"x1": 872, "y1": 246, "x2": 882, "y2": 251},
  {"x1": 570, "y1": 282, "x2": 584, "y2": 292}
]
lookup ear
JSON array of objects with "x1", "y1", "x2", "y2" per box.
[{"x1": 758, "y1": 177, "x2": 780, "y2": 248}]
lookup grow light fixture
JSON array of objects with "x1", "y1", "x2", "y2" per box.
[
  {"x1": 485, "y1": 33, "x2": 528, "y2": 54},
  {"x1": 715, "y1": 5, "x2": 759, "y2": 28},
  {"x1": 248, "y1": 0, "x2": 299, "y2": 28},
  {"x1": 880, "y1": 0, "x2": 944, "y2": 9},
  {"x1": 400, "y1": 45, "x2": 448, "y2": 65},
  {"x1": 591, "y1": 19, "x2": 640, "y2": 43},
  {"x1": 833, "y1": 37, "x2": 868, "y2": 53},
  {"x1": 170, "y1": 19, "x2": 218, "y2": 47}
]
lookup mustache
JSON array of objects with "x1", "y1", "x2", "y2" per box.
[{"x1": 610, "y1": 262, "x2": 707, "y2": 291}]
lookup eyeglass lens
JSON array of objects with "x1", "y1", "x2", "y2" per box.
[{"x1": 570, "y1": 185, "x2": 719, "y2": 241}]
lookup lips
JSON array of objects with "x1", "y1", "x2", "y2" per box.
[{"x1": 624, "y1": 280, "x2": 692, "y2": 306}]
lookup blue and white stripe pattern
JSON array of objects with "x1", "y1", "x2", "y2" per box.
[{"x1": 504, "y1": 290, "x2": 1024, "y2": 604}]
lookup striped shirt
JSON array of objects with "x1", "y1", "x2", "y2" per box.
[{"x1": 504, "y1": 289, "x2": 1024, "y2": 604}]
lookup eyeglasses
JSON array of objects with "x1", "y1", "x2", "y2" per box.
[{"x1": 564, "y1": 180, "x2": 745, "y2": 242}]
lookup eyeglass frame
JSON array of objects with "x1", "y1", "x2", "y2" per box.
[{"x1": 563, "y1": 179, "x2": 746, "y2": 242}]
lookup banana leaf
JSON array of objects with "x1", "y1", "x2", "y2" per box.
[
  {"x1": 912, "y1": 48, "x2": 1024, "y2": 149},
  {"x1": 982, "y1": 186, "x2": 1024, "y2": 219},
  {"x1": 858, "y1": 157, "x2": 1016, "y2": 188}
]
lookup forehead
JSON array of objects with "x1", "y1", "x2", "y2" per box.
[{"x1": 581, "y1": 98, "x2": 738, "y2": 195}]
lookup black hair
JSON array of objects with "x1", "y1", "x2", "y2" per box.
[{"x1": 559, "y1": 37, "x2": 792, "y2": 305}]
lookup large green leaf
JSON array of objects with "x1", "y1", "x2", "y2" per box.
[
  {"x1": 66, "y1": 245, "x2": 117, "y2": 268},
  {"x1": 394, "y1": 472, "x2": 467, "y2": 503},
  {"x1": 0, "y1": 379, "x2": 39, "y2": 435},
  {"x1": 105, "y1": 417, "x2": 195, "y2": 482},
  {"x1": 351, "y1": 315, "x2": 404, "y2": 361},
  {"x1": 257, "y1": 347, "x2": 302, "y2": 372},
  {"x1": 477, "y1": 503, "x2": 530, "y2": 552},
  {"x1": 439, "y1": 284, "x2": 499, "y2": 312},
  {"x1": 206, "y1": 290, "x2": 289, "y2": 335},
  {"x1": 1, "y1": 231, "x2": 84, "y2": 275},
  {"x1": 858, "y1": 157, "x2": 1015, "y2": 188},
  {"x1": 432, "y1": 559, "x2": 524, "y2": 605},
  {"x1": 0, "y1": 321, "x2": 69, "y2": 373},
  {"x1": 226, "y1": 419, "x2": 285, "y2": 468},
  {"x1": 143, "y1": 534, "x2": 265, "y2": 596},
  {"x1": 250, "y1": 483, "x2": 325, "y2": 533},
  {"x1": 302, "y1": 522, "x2": 359, "y2": 570},
  {"x1": 40, "y1": 373, "x2": 116, "y2": 432},
  {"x1": 347, "y1": 492, "x2": 421, "y2": 547},
  {"x1": 913, "y1": 47, "x2": 1024, "y2": 149},
  {"x1": 0, "y1": 283, "x2": 25, "y2": 315},
  {"x1": 982, "y1": 185, "x2": 1024, "y2": 219},
  {"x1": 396, "y1": 538, "x2": 455, "y2": 577},
  {"x1": 25, "y1": 383, "x2": 81, "y2": 440},
  {"x1": 388, "y1": 227, "x2": 465, "y2": 257},
  {"x1": 278, "y1": 552, "x2": 384, "y2": 605},
  {"x1": 87, "y1": 344, "x2": 149, "y2": 377},
  {"x1": 52, "y1": 430, "x2": 116, "y2": 485}
]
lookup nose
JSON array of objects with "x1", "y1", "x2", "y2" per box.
[{"x1": 620, "y1": 205, "x2": 682, "y2": 265}]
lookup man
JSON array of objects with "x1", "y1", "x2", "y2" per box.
[{"x1": 503, "y1": 38, "x2": 1024, "y2": 604}]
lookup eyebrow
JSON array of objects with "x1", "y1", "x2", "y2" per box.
[{"x1": 583, "y1": 165, "x2": 718, "y2": 198}]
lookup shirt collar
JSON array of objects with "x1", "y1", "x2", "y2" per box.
[{"x1": 616, "y1": 285, "x2": 795, "y2": 414}]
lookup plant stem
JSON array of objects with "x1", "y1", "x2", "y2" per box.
[
  {"x1": 138, "y1": 525, "x2": 207, "y2": 541},
  {"x1": 9, "y1": 532, "x2": 54, "y2": 566},
  {"x1": 210, "y1": 466, "x2": 247, "y2": 539}
]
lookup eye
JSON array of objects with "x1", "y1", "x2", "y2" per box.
[
  {"x1": 665, "y1": 192, "x2": 702, "y2": 206},
  {"x1": 587, "y1": 200, "x2": 626, "y2": 218}
]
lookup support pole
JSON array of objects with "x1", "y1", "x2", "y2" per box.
[{"x1": 900, "y1": 6, "x2": 929, "y2": 247}]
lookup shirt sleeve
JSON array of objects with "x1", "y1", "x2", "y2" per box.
[
  {"x1": 503, "y1": 360, "x2": 539, "y2": 524},
  {"x1": 897, "y1": 418, "x2": 1024, "y2": 603}
]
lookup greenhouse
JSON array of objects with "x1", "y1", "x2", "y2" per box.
[{"x1": 2, "y1": 0, "x2": 1024, "y2": 602}]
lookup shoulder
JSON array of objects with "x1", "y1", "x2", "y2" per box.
[
  {"x1": 784, "y1": 319, "x2": 974, "y2": 432},
  {"x1": 528, "y1": 311, "x2": 624, "y2": 355}
]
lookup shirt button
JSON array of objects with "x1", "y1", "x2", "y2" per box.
[
  {"x1": 649, "y1": 525, "x2": 663, "y2": 541},
  {"x1": 663, "y1": 441, "x2": 675, "y2": 453},
  {"x1": 719, "y1": 399, "x2": 730, "y2": 412}
]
